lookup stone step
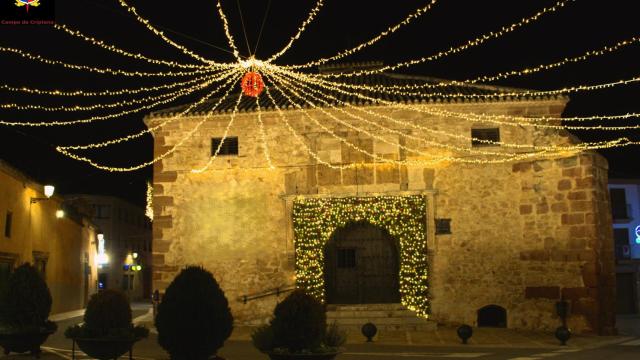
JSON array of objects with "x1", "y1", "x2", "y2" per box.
[
  {"x1": 326, "y1": 303, "x2": 406, "y2": 311},
  {"x1": 327, "y1": 309, "x2": 420, "y2": 319},
  {"x1": 325, "y1": 303, "x2": 437, "y2": 332}
]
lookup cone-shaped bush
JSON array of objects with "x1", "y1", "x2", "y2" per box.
[
  {"x1": 0, "y1": 263, "x2": 52, "y2": 329},
  {"x1": 155, "y1": 266, "x2": 233, "y2": 360},
  {"x1": 83, "y1": 289, "x2": 132, "y2": 335},
  {"x1": 271, "y1": 289, "x2": 326, "y2": 352}
]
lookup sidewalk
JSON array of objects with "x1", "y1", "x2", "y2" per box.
[{"x1": 228, "y1": 325, "x2": 632, "y2": 349}]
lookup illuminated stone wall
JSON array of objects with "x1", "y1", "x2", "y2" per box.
[
  {"x1": 0, "y1": 160, "x2": 99, "y2": 314},
  {"x1": 146, "y1": 99, "x2": 615, "y2": 334}
]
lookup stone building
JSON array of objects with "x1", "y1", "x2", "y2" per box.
[
  {"x1": 146, "y1": 68, "x2": 616, "y2": 334},
  {"x1": 66, "y1": 195, "x2": 152, "y2": 300},
  {"x1": 0, "y1": 159, "x2": 98, "y2": 313}
]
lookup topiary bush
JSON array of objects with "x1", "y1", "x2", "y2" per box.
[
  {"x1": 155, "y1": 266, "x2": 233, "y2": 360},
  {"x1": 84, "y1": 289, "x2": 132, "y2": 336},
  {"x1": 0, "y1": 263, "x2": 53, "y2": 331},
  {"x1": 65, "y1": 289, "x2": 148, "y2": 339},
  {"x1": 270, "y1": 289, "x2": 327, "y2": 353}
]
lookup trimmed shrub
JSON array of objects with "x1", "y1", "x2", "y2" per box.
[
  {"x1": 84, "y1": 289, "x2": 132, "y2": 336},
  {"x1": 65, "y1": 289, "x2": 148, "y2": 339},
  {"x1": 251, "y1": 325, "x2": 274, "y2": 352},
  {"x1": 0, "y1": 263, "x2": 52, "y2": 330},
  {"x1": 155, "y1": 266, "x2": 233, "y2": 360},
  {"x1": 324, "y1": 322, "x2": 347, "y2": 348},
  {"x1": 271, "y1": 289, "x2": 326, "y2": 352}
]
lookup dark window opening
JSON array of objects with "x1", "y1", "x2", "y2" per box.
[
  {"x1": 610, "y1": 188, "x2": 628, "y2": 220},
  {"x1": 337, "y1": 248, "x2": 356, "y2": 268},
  {"x1": 435, "y1": 219, "x2": 451, "y2": 235},
  {"x1": 4, "y1": 211, "x2": 12, "y2": 238},
  {"x1": 614, "y1": 228, "x2": 631, "y2": 260},
  {"x1": 212, "y1": 137, "x2": 239, "y2": 156},
  {"x1": 478, "y1": 305, "x2": 507, "y2": 327},
  {"x1": 471, "y1": 128, "x2": 500, "y2": 147}
]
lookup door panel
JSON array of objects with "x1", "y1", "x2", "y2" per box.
[{"x1": 325, "y1": 222, "x2": 400, "y2": 304}]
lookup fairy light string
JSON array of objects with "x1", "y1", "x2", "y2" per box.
[
  {"x1": 255, "y1": 95, "x2": 275, "y2": 169},
  {"x1": 56, "y1": 71, "x2": 242, "y2": 171},
  {"x1": 118, "y1": 0, "x2": 219, "y2": 65},
  {"x1": 265, "y1": 0, "x2": 325, "y2": 63},
  {"x1": 278, "y1": 0, "x2": 437, "y2": 68},
  {"x1": 302, "y1": 0, "x2": 574, "y2": 77},
  {"x1": 0, "y1": 45, "x2": 216, "y2": 77},
  {"x1": 58, "y1": 71, "x2": 240, "y2": 151},
  {"x1": 53, "y1": 23, "x2": 219, "y2": 70}
]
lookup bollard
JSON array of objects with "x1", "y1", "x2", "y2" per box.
[
  {"x1": 456, "y1": 324, "x2": 473, "y2": 344},
  {"x1": 361, "y1": 322, "x2": 377, "y2": 342}
]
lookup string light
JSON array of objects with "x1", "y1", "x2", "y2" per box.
[
  {"x1": 191, "y1": 92, "x2": 244, "y2": 173},
  {"x1": 265, "y1": 0, "x2": 325, "y2": 63},
  {"x1": 56, "y1": 72, "x2": 242, "y2": 171},
  {"x1": 0, "y1": 74, "x2": 214, "y2": 97},
  {"x1": 301, "y1": 0, "x2": 574, "y2": 77},
  {"x1": 0, "y1": 72, "x2": 233, "y2": 127},
  {"x1": 255, "y1": 96, "x2": 275, "y2": 169},
  {"x1": 292, "y1": 196, "x2": 430, "y2": 317},
  {"x1": 145, "y1": 182, "x2": 154, "y2": 220},
  {"x1": 58, "y1": 71, "x2": 240, "y2": 150},
  {"x1": 118, "y1": 0, "x2": 219, "y2": 65},
  {"x1": 1, "y1": 81, "x2": 212, "y2": 112},
  {"x1": 278, "y1": 0, "x2": 437, "y2": 68},
  {"x1": 54, "y1": 23, "x2": 223, "y2": 70},
  {"x1": 0, "y1": 45, "x2": 215, "y2": 77},
  {"x1": 216, "y1": 0, "x2": 243, "y2": 61},
  {"x1": 271, "y1": 70, "x2": 640, "y2": 155}
]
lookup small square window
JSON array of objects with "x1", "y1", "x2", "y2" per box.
[
  {"x1": 337, "y1": 248, "x2": 356, "y2": 268},
  {"x1": 212, "y1": 137, "x2": 239, "y2": 156},
  {"x1": 4, "y1": 211, "x2": 12, "y2": 238},
  {"x1": 435, "y1": 218, "x2": 451, "y2": 235},
  {"x1": 471, "y1": 128, "x2": 500, "y2": 147}
]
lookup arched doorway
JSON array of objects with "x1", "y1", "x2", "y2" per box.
[
  {"x1": 477, "y1": 305, "x2": 507, "y2": 327},
  {"x1": 324, "y1": 221, "x2": 400, "y2": 304}
]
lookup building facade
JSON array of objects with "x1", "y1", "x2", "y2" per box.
[
  {"x1": 147, "y1": 72, "x2": 616, "y2": 334},
  {"x1": 609, "y1": 179, "x2": 640, "y2": 315},
  {"x1": 0, "y1": 159, "x2": 98, "y2": 314},
  {"x1": 67, "y1": 195, "x2": 152, "y2": 300}
]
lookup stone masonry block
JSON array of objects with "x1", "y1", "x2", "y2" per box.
[{"x1": 525, "y1": 286, "x2": 560, "y2": 300}]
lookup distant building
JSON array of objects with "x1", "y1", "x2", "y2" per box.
[
  {"x1": 66, "y1": 195, "x2": 152, "y2": 300},
  {"x1": 0, "y1": 159, "x2": 98, "y2": 313},
  {"x1": 609, "y1": 179, "x2": 640, "y2": 314}
]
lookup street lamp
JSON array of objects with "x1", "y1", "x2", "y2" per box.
[
  {"x1": 31, "y1": 184, "x2": 55, "y2": 203},
  {"x1": 55, "y1": 209, "x2": 65, "y2": 219}
]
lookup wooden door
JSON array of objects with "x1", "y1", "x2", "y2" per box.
[{"x1": 324, "y1": 222, "x2": 400, "y2": 304}]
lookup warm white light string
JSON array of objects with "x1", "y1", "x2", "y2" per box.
[
  {"x1": 273, "y1": 69, "x2": 639, "y2": 153},
  {"x1": 265, "y1": 0, "x2": 325, "y2": 63},
  {"x1": 255, "y1": 96, "x2": 275, "y2": 169},
  {"x1": 191, "y1": 92, "x2": 244, "y2": 173},
  {"x1": 57, "y1": 71, "x2": 240, "y2": 151},
  {"x1": 56, "y1": 71, "x2": 242, "y2": 172},
  {"x1": 0, "y1": 71, "x2": 232, "y2": 127},
  {"x1": 0, "y1": 45, "x2": 216, "y2": 78},
  {"x1": 216, "y1": 0, "x2": 243, "y2": 61},
  {"x1": 0, "y1": 74, "x2": 214, "y2": 97},
  {"x1": 278, "y1": 0, "x2": 437, "y2": 68},
  {"x1": 302, "y1": 0, "x2": 574, "y2": 77},
  {"x1": 275, "y1": 67, "x2": 640, "y2": 126},
  {"x1": 54, "y1": 23, "x2": 219, "y2": 70},
  {"x1": 118, "y1": 0, "x2": 220, "y2": 65}
]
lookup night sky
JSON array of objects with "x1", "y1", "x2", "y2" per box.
[{"x1": 0, "y1": 0, "x2": 638, "y2": 207}]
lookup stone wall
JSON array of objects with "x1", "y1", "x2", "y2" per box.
[{"x1": 147, "y1": 99, "x2": 615, "y2": 333}]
